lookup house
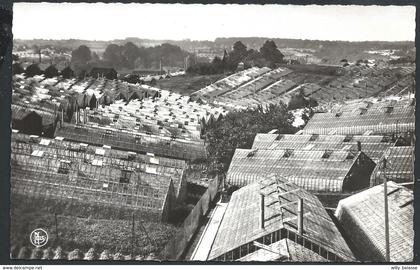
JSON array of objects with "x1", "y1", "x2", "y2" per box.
[
  {"x1": 207, "y1": 175, "x2": 356, "y2": 261},
  {"x1": 89, "y1": 67, "x2": 117, "y2": 80},
  {"x1": 335, "y1": 182, "x2": 414, "y2": 262}
]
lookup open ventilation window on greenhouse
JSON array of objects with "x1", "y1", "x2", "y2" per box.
[
  {"x1": 322, "y1": 150, "x2": 333, "y2": 159},
  {"x1": 119, "y1": 170, "x2": 132, "y2": 184},
  {"x1": 58, "y1": 160, "x2": 71, "y2": 174},
  {"x1": 309, "y1": 134, "x2": 319, "y2": 141}
]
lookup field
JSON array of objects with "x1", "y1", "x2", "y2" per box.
[
  {"x1": 10, "y1": 195, "x2": 178, "y2": 258},
  {"x1": 155, "y1": 74, "x2": 227, "y2": 95}
]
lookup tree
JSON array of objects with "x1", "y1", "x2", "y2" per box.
[
  {"x1": 260, "y1": 40, "x2": 284, "y2": 65},
  {"x1": 61, "y1": 66, "x2": 74, "y2": 79},
  {"x1": 122, "y1": 42, "x2": 139, "y2": 69},
  {"x1": 12, "y1": 54, "x2": 19, "y2": 62},
  {"x1": 71, "y1": 45, "x2": 92, "y2": 76},
  {"x1": 12, "y1": 63, "x2": 24, "y2": 75},
  {"x1": 25, "y1": 63, "x2": 43, "y2": 77},
  {"x1": 228, "y1": 41, "x2": 248, "y2": 66},
  {"x1": 288, "y1": 90, "x2": 318, "y2": 110},
  {"x1": 203, "y1": 103, "x2": 296, "y2": 174},
  {"x1": 71, "y1": 45, "x2": 92, "y2": 64},
  {"x1": 243, "y1": 49, "x2": 270, "y2": 68},
  {"x1": 103, "y1": 44, "x2": 125, "y2": 69},
  {"x1": 232, "y1": 41, "x2": 247, "y2": 56},
  {"x1": 44, "y1": 65, "x2": 59, "y2": 78}
]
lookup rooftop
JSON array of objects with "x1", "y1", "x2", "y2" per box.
[
  {"x1": 226, "y1": 148, "x2": 365, "y2": 193},
  {"x1": 335, "y1": 181, "x2": 414, "y2": 262},
  {"x1": 303, "y1": 97, "x2": 415, "y2": 135},
  {"x1": 370, "y1": 146, "x2": 414, "y2": 186},
  {"x1": 209, "y1": 175, "x2": 355, "y2": 261},
  {"x1": 252, "y1": 133, "x2": 395, "y2": 163}
]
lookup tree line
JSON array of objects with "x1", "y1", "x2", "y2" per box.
[
  {"x1": 70, "y1": 42, "x2": 189, "y2": 76},
  {"x1": 187, "y1": 40, "x2": 285, "y2": 75}
]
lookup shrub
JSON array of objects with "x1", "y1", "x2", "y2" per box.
[
  {"x1": 42, "y1": 247, "x2": 54, "y2": 260},
  {"x1": 68, "y1": 249, "x2": 82, "y2": 260},
  {"x1": 30, "y1": 248, "x2": 43, "y2": 259},
  {"x1": 83, "y1": 247, "x2": 97, "y2": 260},
  {"x1": 17, "y1": 246, "x2": 30, "y2": 259},
  {"x1": 53, "y1": 246, "x2": 64, "y2": 260},
  {"x1": 99, "y1": 249, "x2": 111, "y2": 260}
]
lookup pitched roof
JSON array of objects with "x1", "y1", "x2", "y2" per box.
[
  {"x1": 237, "y1": 239, "x2": 329, "y2": 262},
  {"x1": 55, "y1": 122, "x2": 207, "y2": 161},
  {"x1": 209, "y1": 175, "x2": 355, "y2": 261},
  {"x1": 335, "y1": 182, "x2": 413, "y2": 262},
  {"x1": 11, "y1": 104, "x2": 56, "y2": 125},
  {"x1": 226, "y1": 148, "x2": 362, "y2": 193},
  {"x1": 303, "y1": 101, "x2": 415, "y2": 135},
  {"x1": 11, "y1": 150, "x2": 173, "y2": 215},
  {"x1": 252, "y1": 133, "x2": 394, "y2": 163},
  {"x1": 370, "y1": 146, "x2": 414, "y2": 186},
  {"x1": 11, "y1": 132, "x2": 185, "y2": 199}
]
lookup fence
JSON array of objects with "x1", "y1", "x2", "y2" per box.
[{"x1": 159, "y1": 176, "x2": 221, "y2": 260}]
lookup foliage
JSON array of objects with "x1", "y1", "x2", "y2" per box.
[
  {"x1": 61, "y1": 66, "x2": 74, "y2": 79},
  {"x1": 71, "y1": 45, "x2": 92, "y2": 76},
  {"x1": 202, "y1": 103, "x2": 296, "y2": 174},
  {"x1": 301, "y1": 107, "x2": 315, "y2": 125},
  {"x1": 44, "y1": 65, "x2": 59, "y2": 78},
  {"x1": 12, "y1": 63, "x2": 24, "y2": 75},
  {"x1": 389, "y1": 56, "x2": 415, "y2": 65},
  {"x1": 12, "y1": 54, "x2": 19, "y2": 62},
  {"x1": 102, "y1": 42, "x2": 188, "y2": 70},
  {"x1": 288, "y1": 89, "x2": 319, "y2": 110},
  {"x1": 187, "y1": 39, "x2": 286, "y2": 75},
  {"x1": 10, "y1": 195, "x2": 178, "y2": 257},
  {"x1": 259, "y1": 40, "x2": 285, "y2": 66},
  {"x1": 25, "y1": 63, "x2": 43, "y2": 77}
]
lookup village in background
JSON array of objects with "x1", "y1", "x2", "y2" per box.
[{"x1": 9, "y1": 32, "x2": 415, "y2": 262}]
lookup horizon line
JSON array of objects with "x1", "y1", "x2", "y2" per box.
[{"x1": 13, "y1": 37, "x2": 415, "y2": 43}]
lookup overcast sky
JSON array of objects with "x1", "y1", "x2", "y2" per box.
[{"x1": 13, "y1": 3, "x2": 416, "y2": 41}]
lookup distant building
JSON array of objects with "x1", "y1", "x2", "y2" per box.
[
  {"x1": 89, "y1": 67, "x2": 117, "y2": 80},
  {"x1": 236, "y1": 62, "x2": 244, "y2": 71}
]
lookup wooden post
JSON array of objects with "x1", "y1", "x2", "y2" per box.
[
  {"x1": 131, "y1": 213, "x2": 135, "y2": 258},
  {"x1": 55, "y1": 213, "x2": 59, "y2": 245},
  {"x1": 297, "y1": 198, "x2": 304, "y2": 235},
  {"x1": 139, "y1": 217, "x2": 155, "y2": 247},
  {"x1": 260, "y1": 193, "x2": 265, "y2": 229},
  {"x1": 412, "y1": 134, "x2": 415, "y2": 184},
  {"x1": 383, "y1": 158, "x2": 390, "y2": 261}
]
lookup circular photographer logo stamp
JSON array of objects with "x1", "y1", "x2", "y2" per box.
[{"x1": 30, "y1": 228, "x2": 48, "y2": 248}]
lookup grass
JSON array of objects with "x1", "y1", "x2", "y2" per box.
[
  {"x1": 10, "y1": 195, "x2": 178, "y2": 257},
  {"x1": 155, "y1": 74, "x2": 227, "y2": 96}
]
